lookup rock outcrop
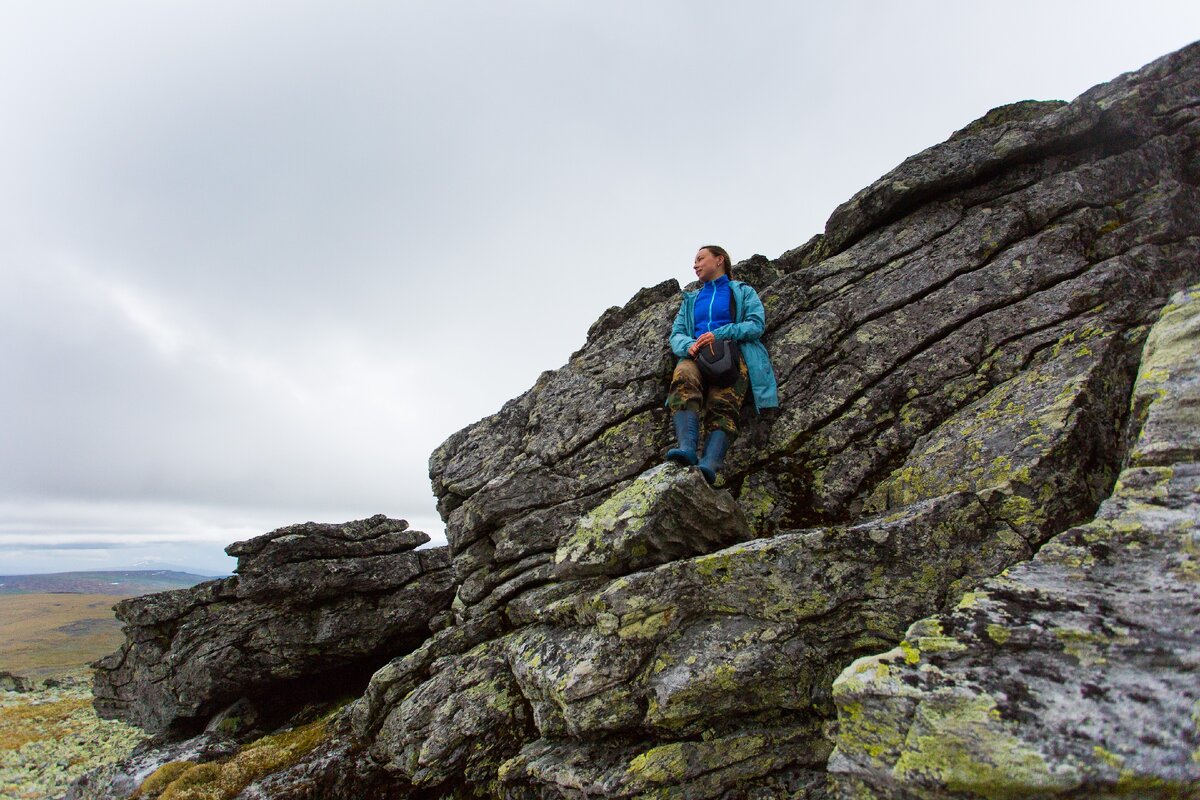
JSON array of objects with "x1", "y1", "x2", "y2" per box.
[
  {"x1": 0, "y1": 670, "x2": 33, "y2": 692},
  {"x1": 343, "y1": 41, "x2": 1200, "y2": 799},
  {"x1": 828, "y1": 287, "x2": 1200, "y2": 797},
  {"x1": 92, "y1": 515, "x2": 454, "y2": 734},
  {"x1": 83, "y1": 42, "x2": 1200, "y2": 800}
]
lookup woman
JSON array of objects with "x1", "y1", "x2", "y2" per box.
[{"x1": 665, "y1": 245, "x2": 779, "y2": 484}]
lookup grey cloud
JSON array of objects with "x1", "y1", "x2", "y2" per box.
[
  {"x1": 2, "y1": 1, "x2": 1199, "y2": 572},
  {"x1": 2, "y1": 541, "x2": 143, "y2": 551}
]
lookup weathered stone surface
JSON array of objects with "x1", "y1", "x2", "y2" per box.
[
  {"x1": 92, "y1": 515, "x2": 454, "y2": 733},
  {"x1": 863, "y1": 318, "x2": 1136, "y2": 542},
  {"x1": 368, "y1": 638, "x2": 532, "y2": 787},
  {"x1": 426, "y1": 42, "x2": 1200, "y2": 636},
  {"x1": 0, "y1": 670, "x2": 32, "y2": 692},
  {"x1": 349, "y1": 610, "x2": 505, "y2": 742},
  {"x1": 347, "y1": 42, "x2": 1200, "y2": 799},
  {"x1": 827, "y1": 286, "x2": 1200, "y2": 798},
  {"x1": 497, "y1": 725, "x2": 831, "y2": 800},
  {"x1": 234, "y1": 736, "x2": 412, "y2": 800},
  {"x1": 65, "y1": 732, "x2": 239, "y2": 800},
  {"x1": 554, "y1": 463, "x2": 754, "y2": 579},
  {"x1": 1128, "y1": 286, "x2": 1200, "y2": 468},
  {"x1": 228, "y1": 516, "x2": 432, "y2": 601}
]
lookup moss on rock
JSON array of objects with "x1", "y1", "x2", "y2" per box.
[{"x1": 134, "y1": 713, "x2": 332, "y2": 800}]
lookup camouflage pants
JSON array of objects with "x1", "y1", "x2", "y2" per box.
[{"x1": 666, "y1": 357, "x2": 749, "y2": 437}]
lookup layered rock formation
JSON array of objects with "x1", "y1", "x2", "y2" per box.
[
  {"x1": 345, "y1": 41, "x2": 1200, "y2": 798},
  {"x1": 84, "y1": 42, "x2": 1200, "y2": 800},
  {"x1": 828, "y1": 287, "x2": 1200, "y2": 798},
  {"x1": 92, "y1": 515, "x2": 454, "y2": 733}
]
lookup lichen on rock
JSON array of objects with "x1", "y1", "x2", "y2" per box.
[
  {"x1": 75, "y1": 41, "x2": 1200, "y2": 800},
  {"x1": 555, "y1": 462, "x2": 754, "y2": 580},
  {"x1": 828, "y1": 285, "x2": 1200, "y2": 798}
]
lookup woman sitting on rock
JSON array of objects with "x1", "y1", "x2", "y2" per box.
[{"x1": 665, "y1": 245, "x2": 779, "y2": 484}]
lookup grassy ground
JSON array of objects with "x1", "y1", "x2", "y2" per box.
[
  {"x1": 0, "y1": 678, "x2": 144, "y2": 800},
  {"x1": 0, "y1": 593, "x2": 129, "y2": 682},
  {"x1": 0, "y1": 592, "x2": 145, "y2": 798}
]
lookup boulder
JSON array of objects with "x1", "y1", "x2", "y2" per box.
[
  {"x1": 554, "y1": 463, "x2": 755, "y2": 580},
  {"x1": 0, "y1": 670, "x2": 32, "y2": 692},
  {"x1": 92, "y1": 515, "x2": 454, "y2": 733}
]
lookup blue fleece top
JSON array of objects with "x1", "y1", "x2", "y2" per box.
[{"x1": 693, "y1": 274, "x2": 732, "y2": 337}]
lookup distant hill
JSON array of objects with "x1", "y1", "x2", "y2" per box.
[{"x1": 0, "y1": 570, "x2": 220, "y2": 596}]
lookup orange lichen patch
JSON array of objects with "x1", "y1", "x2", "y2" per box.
[
  {"x1": 135, "y1": 715, "x2": 331, "y2": 800},
  {"x1": 132, "y1": 762, "x2": 197, "y2": 798},
  {"x1": 0, "y1": 696, "x2": 92, "y2": 750}
]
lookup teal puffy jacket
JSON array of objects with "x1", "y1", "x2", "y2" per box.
[{"x1": 669, "y1": 280, "x2": 780, "y2": 412}]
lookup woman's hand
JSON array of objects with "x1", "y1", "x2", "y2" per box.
[{"x1": 688, "y1": 331, "x2": 716, "y2": 357}]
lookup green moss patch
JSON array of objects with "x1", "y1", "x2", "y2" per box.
[{"x1": 134, "y1": 714, "x2": 332, "y2": 800}]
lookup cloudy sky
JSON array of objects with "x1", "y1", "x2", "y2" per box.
[{"x1": 2, "y1": 3, "x2": 1197, "y2": 576}]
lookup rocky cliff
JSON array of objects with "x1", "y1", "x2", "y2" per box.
[
  {"x1": 82, "y1": 42, "x2": 1200, "y2": 800},
  {"x1": 91, "y1": 516, "x2": 454, "y2": 734}
]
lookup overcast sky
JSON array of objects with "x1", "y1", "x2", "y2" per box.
[{"x1": 2, "y1": 2, "x2": 1197, "y2": 576}]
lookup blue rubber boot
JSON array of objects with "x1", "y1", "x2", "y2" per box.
[
  {"x1": 697, "y1": 430, "x2": 731, "y2": 485},
  {"x1": 665, "y1": 410, "x2": 700, "y2": 467}
]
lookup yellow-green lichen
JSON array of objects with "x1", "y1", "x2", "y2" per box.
[
  {"x1": 616, "y1": 607, "x2": 674, "y2": 640},
  {"x1": 623, "y1": 733, "x2": 767, "y2": 788},
  {"x1": 626, "y1": 741, "x2": 690, "y2": 784},
  {"x1": 1114, "y1": 769, "x2": 1192, "y2": 794},
  {"x1": 1092, "y1": 745, "x2": 1125, "y2": 769},
  {"x1": 1138, "y1": 367, "x2": 1171, "y2": 385},
  {"x1": 956, "y1": 591, "x2": 989, "y2": 610},
  {"x1": 986, "y1": 624, "x2": 1012, "y2": 646},
  {"x1": 737, "y1": 484, "x2": 777, "y2": 534},
  {"x1": 1052, "y1": 626, "x2": 1135, "y2": 667},
  {"x1": 558, "y1": 469, "x2": 675, "y2": 566},
  {"x1": 832, "y1": 648, "x2": 910, "y2": 697},
  {"x1": 711, "y1": 663, "x2": 739, "y2": 691},
  {"x1": 893, "y1": 693, "x2": 1079, "y2": 798},
  {"x1": 912, "y1": 635, "x2": 967, "y2": 656},
  {"x1": 835, "y1": 699, "x2": 909, "y2": 763}
]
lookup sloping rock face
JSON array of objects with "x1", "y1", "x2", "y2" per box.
[
  {"x1": 829, "y1": 286, "x2": 1200, "y2": 797},
  {"x1": 337, "y1": 42, "x2": 1200, "y2": 799},
  {"x1": 92, "y1": 516, "x2": 454, "y2": 734}
]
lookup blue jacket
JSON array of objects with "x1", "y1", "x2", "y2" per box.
[{"x1": 669, "y1": 280, "x2": 780, "y2": 412}]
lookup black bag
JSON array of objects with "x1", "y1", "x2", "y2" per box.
[{"x1": 696, "y1": 339, "x2": 742, "y2": 387}]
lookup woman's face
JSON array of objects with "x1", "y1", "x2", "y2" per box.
[{"x1": 693, "y1": 249, "x2": 726, "y2": 283}]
